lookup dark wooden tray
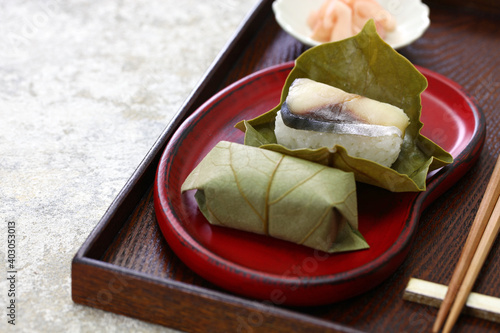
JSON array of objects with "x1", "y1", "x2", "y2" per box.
[{"x1": 72, "y1": 1, "x2": 500, "y2": 332}]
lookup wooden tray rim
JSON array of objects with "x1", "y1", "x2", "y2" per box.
[{"x1": 73, "y1": 256, "x2": 362, "y2": 332}]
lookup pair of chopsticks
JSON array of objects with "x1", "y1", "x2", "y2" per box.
[{"x1": 433, "y1": 155, "x2": 500, "y2": 333}]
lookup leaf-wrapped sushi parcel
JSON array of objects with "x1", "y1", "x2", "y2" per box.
[
  {"x1": 181, "y1": 141, "x2": 368, "y2": 253},
  {"x1": 235, "y1": 20, "x2": 453, "y2": 192}
]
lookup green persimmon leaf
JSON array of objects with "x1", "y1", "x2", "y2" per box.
[
  {"x1": 182, "y1": 141, "x2": 368, "y2": 253},
  {"x1": 235, "y1": 20, "x2": 453, "y2": 192}
]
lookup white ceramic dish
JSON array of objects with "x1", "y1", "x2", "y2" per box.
[{"x1": 272, "y1": 0, "x2": 430, "y2": 49}]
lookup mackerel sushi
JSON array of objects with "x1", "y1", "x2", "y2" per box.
[{"x1": 274, "y1": 78, "x2": 410, "y2": 167}]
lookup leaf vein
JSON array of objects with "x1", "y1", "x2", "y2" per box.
[
  {"x1": 298, "y1": 206, "x2": 331, "y2": 245},
  {"x1": 229, "y1": 145, "x2": 265, "y2": 224},
  {"x1": 268, "y1": 164, "x2": 327, "y2": 205},
  {"x1": 264, "y1": 154, "x2": 285, "y2": 235}
]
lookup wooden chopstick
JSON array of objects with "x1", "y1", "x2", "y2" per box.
[
  {"x1": 433, "y1": 155, "x2": 500, "y2": 333},
  {"x1": 442, "y1": 195, "x2": 500, "y2": 332}
]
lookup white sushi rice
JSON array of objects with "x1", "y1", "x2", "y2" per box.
[{"x1": 274, "y1": 112, "x2": 403, "y2": 167}]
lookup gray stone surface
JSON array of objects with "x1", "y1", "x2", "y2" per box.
[{"x1": 0, "y1": 1, "x2": 257, "y2": 331}]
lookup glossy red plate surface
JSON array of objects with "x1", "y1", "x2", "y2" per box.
[{"x1": 154, "y1": 62, "x2": 484, "y2": 306}]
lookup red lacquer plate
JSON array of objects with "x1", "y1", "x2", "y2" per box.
[{"x1": 154, "y1": 62, "x2": 485, "y2": 306}]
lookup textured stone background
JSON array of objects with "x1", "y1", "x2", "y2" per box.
[{"x1": 0, "y1": 0, "x2": 257, "y2": 332}]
